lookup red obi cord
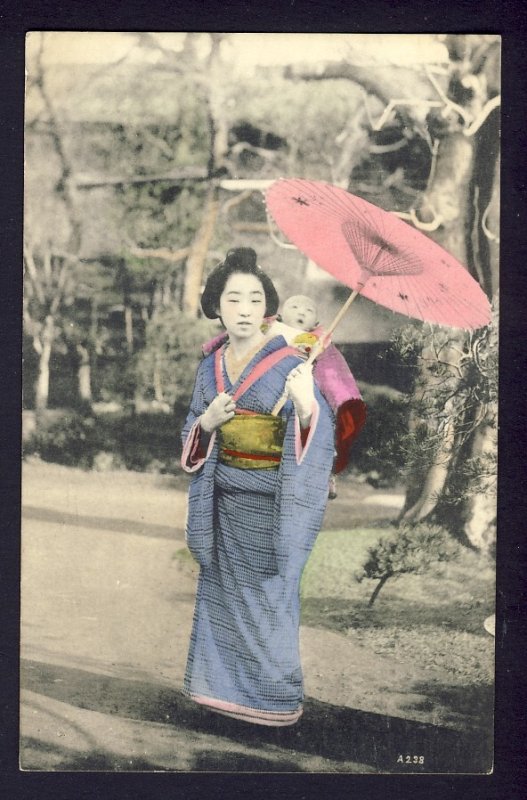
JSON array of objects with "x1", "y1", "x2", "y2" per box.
[{"x1": 221, "y1": 449, "x2": 281, "y2": 463}]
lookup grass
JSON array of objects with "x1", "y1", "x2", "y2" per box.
[
  {"x1": 174, "y1": 526, "x2": 495, "y2": 688},
  {"x1": 300, "y1": 528, "x2": 495, "y2": 686}
]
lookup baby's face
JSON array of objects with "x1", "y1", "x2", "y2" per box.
[{"x1": 281, "y1": 295, "x2": 318, "y2": 331}]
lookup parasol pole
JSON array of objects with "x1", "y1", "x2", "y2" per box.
[{"x1": 271, "y1": 278, "x2": 367, "y2": 416}]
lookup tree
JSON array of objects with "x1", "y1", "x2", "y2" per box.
[
  {"x1": 24, "y1": 33, "x2": 85, "y2": 417},
  {"x1": 355, "y1": 523, "x2": 460, "y2": 606},
  {"x1": 97, "y1": 33, "x2": 231, "y2": 318},
  {"x1": 286, "y1": 34, "x2": 500, "y2": 552},
  {"x1": 136, "y1": 308, "x2": 217, "y2": 410},
  {"x1": 25, "y1": 33, "x2": 220, "y2": 411}
]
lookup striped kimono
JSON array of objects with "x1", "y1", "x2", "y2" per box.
[{"x1": 181, "y1": 335, "x2": 335, "y2": 725}]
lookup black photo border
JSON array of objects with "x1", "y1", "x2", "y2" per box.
[{"x1": 2, "y1": 3, "x2": 526, "y2": 799}]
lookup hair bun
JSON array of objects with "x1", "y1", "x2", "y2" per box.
[
  {"x1": 224, "y1": 248, "x2": 258, "y2": 269},
  {"x1": 200, "y1": 246, "x2": 278, "y2": 320}
]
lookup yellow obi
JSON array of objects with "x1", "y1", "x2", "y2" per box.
[{"x1": 218, "y1": 413, "x2": 286, "y2": 469}]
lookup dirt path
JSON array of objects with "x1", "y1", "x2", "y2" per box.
[{"x1": 20, "y1": 461, "x2": 491, "y2": 773}]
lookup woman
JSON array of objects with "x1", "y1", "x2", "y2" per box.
[{"x1": 181, "y1": 247, "x2": 335, "y2": 726}]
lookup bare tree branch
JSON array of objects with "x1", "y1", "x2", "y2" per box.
[
  {"x1": 34, "y1": 33, "x2": 82, "y2": 253},
  {"x1": 129, "y1": 245, "x2": 191, "y2": 263},
  {"x1": 463, "y1": 94, "x2": 501, "y2": 136},
  {"x1": 220, "y1": 189, "x2": 254, "y2": 216}
]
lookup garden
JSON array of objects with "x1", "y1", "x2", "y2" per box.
[{"x1": 21, "y1": 32, "x2": 499, "y2": 772}]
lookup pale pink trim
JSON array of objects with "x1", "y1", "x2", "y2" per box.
[
  {"x1": 214, "y1": 345, "x2": 226, "y2": 393},
  {"x1": 181, "y1": 419, "x2": 217, "y2": 473},
  {"x1": 190, "y1": 693, "x2": 303, "y2": 726},
  {"x1": 211, "y1": 708, "x2": 302, "y2": 727},
  {"x1": 294, "y1": 398, "x2": 320, "y2": 465},
  {"x1": 232, "y1": 346, "x2": 298, "y2": 403}
]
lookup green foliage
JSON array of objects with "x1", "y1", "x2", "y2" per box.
[
  {"x1": 24, "y1": 409, "x2": 184, "y2": 473},
  {"x1": 389, "y1": 316, "x2": 498, "y2": 533},
  {"x1": 355, "y1": 523, "x2": 460, "y2": 606},
  {"x1": 136, "y1": 309, "x2": 218, "y2": 409},
  {"x1": 230, "y1": 75, "x2": 364, "y2": 178},
  {"x1": 392, "y1": 321, "x2": 498, "y2": 464},
  {"x1": 24, "y1": 411, "x2": 106, "y2": 469},
  {"x1": 349, "y1": 387, "x2": 410, "y2": 485},
  {"x1": 98, "y1": 412, "x2": 183, "y2": 473}
]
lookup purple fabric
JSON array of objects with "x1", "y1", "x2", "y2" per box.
[{"x1": 313, "y1": 343, "x2": 362, "y2": 414}]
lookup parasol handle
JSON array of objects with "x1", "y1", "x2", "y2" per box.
[{"x1": 271, "y1": 286, "x2": 363, "y2": 416}]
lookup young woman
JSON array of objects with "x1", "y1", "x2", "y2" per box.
[{"x1": 181, "y1": 247, "x2": 335, "y2": 726}]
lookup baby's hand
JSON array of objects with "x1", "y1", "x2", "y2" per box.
[
  {"x1": 286, "y1": 364, "x2": 315, "y2": 427},
  {"x1": 200, "y1": 392, "x2": 236, "y2": 433}
]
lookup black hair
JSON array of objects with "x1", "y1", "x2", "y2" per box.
[{"x1": 200, "y1": 248, "x2": 279, "y2": 319}]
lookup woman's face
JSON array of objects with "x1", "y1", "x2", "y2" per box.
[{"x1": 218, "y1": 272, "x2": 266, "y2": 343}]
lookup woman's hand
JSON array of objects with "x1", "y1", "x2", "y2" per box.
[
  {"x1": 286, "y1": 364, "x2": 315, "y2": 428},
  {"x1": 200, "y1": 392, "x2": 236, "y2": 434}
]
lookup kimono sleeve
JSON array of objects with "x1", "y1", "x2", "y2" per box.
[
  {"x1": 180, "y1": 359, "x2": 218, "y2": 568},
  {"x1": 273, "y1": 384, "x2": 335, "y2": 579},
  {"x1": 181, "y1": 361, "x2": 217, "y2": 472}
]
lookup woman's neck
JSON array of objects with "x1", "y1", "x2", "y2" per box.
[{"x1": 227, "y1": 330, "x2": 265, "y2": 360}]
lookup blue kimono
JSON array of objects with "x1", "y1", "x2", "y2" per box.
[{"x1": 181, "y1": 335, "x2": 335, "y2": 726}]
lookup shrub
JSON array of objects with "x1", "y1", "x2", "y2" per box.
[
  {"x1": 355, "y1": 523, "x2": 460, "y2": 606},
  {"x1": 24, "y1": 408, "x2": 184, "y2": 474},
  {"x1": 24, "y1": 410, "x2": 108, "y2": 469},
  {"x1": 349, "y1": 384, "x2": 410, "y2": 485},
  {"x1": 98, "y1": 412, "x2": 182, "y2": 473},
  {"x1": 136, "y1": 309, "x2": 218, "y2": 411}
]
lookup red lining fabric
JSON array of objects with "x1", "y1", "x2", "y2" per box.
[{"x1": 334, "y1": 399, "x2": 368, "y2": 474}]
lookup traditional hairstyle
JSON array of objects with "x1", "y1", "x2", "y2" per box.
[{"x1": 200, "y1": 248, "x2": 279, "y2": 319}]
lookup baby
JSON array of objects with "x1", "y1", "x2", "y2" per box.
[
  {"x1": 274, "y1": 295, "x2": 367, "y2": 499},
  {"x1": 279, "y1": 294, "x2": 319, "y2": 333},
  {"x1": 201, "y1": 293, "x2": 367, "y2": 492}
]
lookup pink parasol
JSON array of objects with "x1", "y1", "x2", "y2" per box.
[{"x1": 266, "y1": 178, "x2": 492, "y2": 332}]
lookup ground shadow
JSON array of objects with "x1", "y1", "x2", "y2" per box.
[
  {"x1": 301, "y1": 595, "x2": 495, "y2": 635},
  {"x1": 401, "y1": 681, "x2": 494, "y2": 732},
  {"x1": 21, "y1": 659, "x2": 492, "y2": 773},
  {"x1": 322, "y1": 495, "x2": 399, "y2": 530},
  {"x1": 22, "y1": 505, "x2": 184, "y2": 541},
  {"x1": 21, "y1": 736, "x2": 163, "y2": 772},
  {"x1": 189, "y1": 750, "x2": 306, "y2": 772}
]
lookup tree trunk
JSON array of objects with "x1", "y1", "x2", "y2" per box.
[
  {"x1": 153, "y1": 356, "x2": 165, "y2": 403},
  {"x1": 399, "y1": 134, "x2": 475, "y2": 524},
  {"x1": 463, "y1": 420, "x2": 497, "y2": 554},
  {"x1": 35, "y1": 315, "x2": 54, "y2": 417},
  {"x1": 124, "y1": 305, "x2": 134, "y2": 354},
  {"x1": 368, "y1": 573, "x2": 392, "y2": 607},
  {"x1": 400, "y1": 416, "x2": 456, "y2": 523},
  {"x1": 182, "y1": 186, "x2": 220, "y2": 316},
  {"x1": 181, "y1": 34, "x2": 227, "y2": 318},
  {"x1": 76, "y1": 343, "x2": 92, "y2": 404},
  {"x1": 418, "y1": 133, "x2": 475, "y2": 260}
]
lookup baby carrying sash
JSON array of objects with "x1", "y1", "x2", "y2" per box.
[
  {"x1": 214, "y1": 342, "x2": 298, "y2": 403},
  {"x1": 214, "y1": 342, "x2": 297, "y2": 469}
]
